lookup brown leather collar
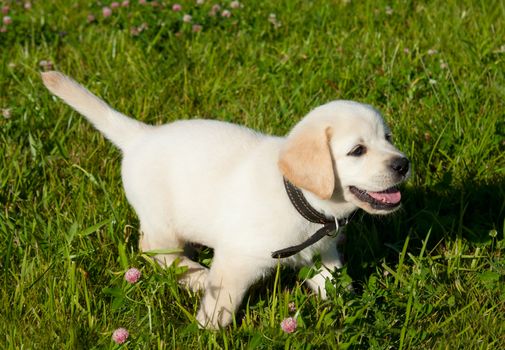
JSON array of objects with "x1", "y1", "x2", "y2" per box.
[{"x1": 271, "y1": 178, "x2": 351, "y2": 259}]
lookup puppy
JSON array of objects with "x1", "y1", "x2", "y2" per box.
[{"x1": 42, "y1": 71, "x2": 410, "y2": 329}]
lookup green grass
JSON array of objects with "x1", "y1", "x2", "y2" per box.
[{"x1": 1, "y1": 0, "x2": 504, "y2": 348}]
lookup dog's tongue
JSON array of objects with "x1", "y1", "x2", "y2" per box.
[{"x1": 368, "y1": 189, "x2": 401, "y2": 204}]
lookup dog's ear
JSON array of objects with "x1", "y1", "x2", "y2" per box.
[{"x1": 278, "y1": 126, "x2": 335, "y2": 199}]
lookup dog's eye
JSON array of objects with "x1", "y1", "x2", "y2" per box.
[
  {"x1": 385, "y1": 133, "x2": 393, "y2": 142},
  {"x1": 348, "y1": 145, "x2": 367, "y2": 157}
]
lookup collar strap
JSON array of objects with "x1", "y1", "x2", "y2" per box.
[{"x1": 271, "y1": 179, "x2": 350, "y2": 259}]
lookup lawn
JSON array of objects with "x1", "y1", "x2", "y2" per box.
[{"x1": 1, "y1": 0, "x2": 504, "y2": 348}]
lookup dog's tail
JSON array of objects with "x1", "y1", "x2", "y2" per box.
[{"x1": 42, "y1": 71, "x2": 149, "y2": 151}]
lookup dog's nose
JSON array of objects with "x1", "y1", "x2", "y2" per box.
[{"x1": 390, "y1": 157, "x2": 410, "y2": 177}]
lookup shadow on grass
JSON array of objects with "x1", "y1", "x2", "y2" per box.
[{"x1": 344, "y1": 177, "x2": 505, "y2": 285}]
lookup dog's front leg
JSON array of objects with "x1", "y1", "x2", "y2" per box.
[
  {"x1": 305, "y1": 233, "x2": 346, "y2": 299},
  {"x1": 196, "y1": 255, "x2": 256, "y2": 329}
]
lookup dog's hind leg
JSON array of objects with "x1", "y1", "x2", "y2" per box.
[
  {"x1": 196, "y1": 254, "x2": 258, "y2": 329},
  {"x1": 139, "y1": 222, "x2": 209, "y2": 292}
]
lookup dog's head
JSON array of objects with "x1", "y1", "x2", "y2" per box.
[{"x1": 278, "y1": 100, "x2": 410, "y2": 214}]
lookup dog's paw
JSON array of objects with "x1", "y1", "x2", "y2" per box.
[
  {"x1": 179, "y1": 266, "x2": 209, "y2": 292},
  {"x1": 196, "y1": 302, "x2": 234, "y2": 330},
  {"x1": 196, "y1": 308, "x2": 220, "y2": 330}
]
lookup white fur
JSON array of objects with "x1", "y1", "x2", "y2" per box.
[{"x1": 42, "y1": 71, "x2": 409, "y2": 329}]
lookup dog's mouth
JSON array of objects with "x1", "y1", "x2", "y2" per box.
[{"x1": 349, "y1": 186, "x2": 402, "y2": 211}]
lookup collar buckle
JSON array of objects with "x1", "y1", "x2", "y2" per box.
[{"x1": 271, "y1": 178, "x2": 354, "y2": 259}]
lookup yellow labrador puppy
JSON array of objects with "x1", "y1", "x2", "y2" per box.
[{"x1": 42, "y1": 71, "x2": 410, "y2": 329}]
